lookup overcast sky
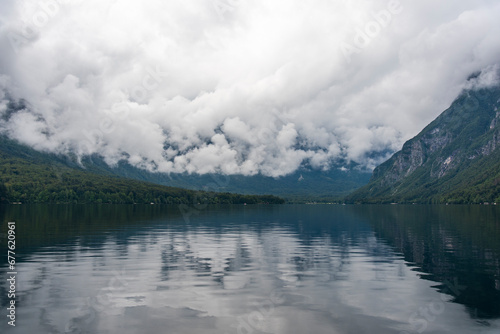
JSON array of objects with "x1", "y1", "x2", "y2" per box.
[{"x1": 1, "y1": 0, "x2": 499, "y2": 176}]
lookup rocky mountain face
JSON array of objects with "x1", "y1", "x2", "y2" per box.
[{"x1": 347, "y1": 83, "x2": 500, "y2": 203}]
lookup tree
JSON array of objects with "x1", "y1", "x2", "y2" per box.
[{"x1": 0, "y1": 183, "x2": 7, "y2": 203}]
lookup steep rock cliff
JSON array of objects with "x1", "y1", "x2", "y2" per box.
[{"x1": 347, "y1": 83, "x2": 500, "y2": 203}]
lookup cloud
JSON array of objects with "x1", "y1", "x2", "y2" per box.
[
  {"x1": 464, "y1": 64, "x2": 500, "y2": 90},
  {"x1": 0, "y1": 0, "x2": 500, "y2": 176}
]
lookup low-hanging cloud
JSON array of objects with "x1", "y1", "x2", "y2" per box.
[{"x1": 1, "y1": 0, "x2": 500, "y2": 176}]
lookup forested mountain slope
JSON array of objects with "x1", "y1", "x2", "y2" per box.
[{"x1": 0, "y1": 136, "x2": 284, "y2": 204}]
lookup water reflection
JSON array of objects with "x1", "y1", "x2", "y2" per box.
[
  {"x1": 0, "y1": 204, "x2": 499, "y2": 333},
  {"x1": 354, "y1": 205, "x2": 500, "y2": 319}
]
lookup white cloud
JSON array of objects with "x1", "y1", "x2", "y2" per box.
[
  {"x1": 464, "y1": 64, "x2": 500, "y2": 90},
  {"x1": 0, "y1": 0, "x2": 499, "y2": 176}
]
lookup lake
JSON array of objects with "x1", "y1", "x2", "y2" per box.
[{"x1": 1, "y1": 204, "x2": 500, "y2": 334}]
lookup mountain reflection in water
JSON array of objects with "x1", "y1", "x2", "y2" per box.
[{"x1": 0, "y1": 204, "x2": 499, "y2": 334}]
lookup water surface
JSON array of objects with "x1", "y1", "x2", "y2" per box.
[{"x1": 1, "y1": 204, "x2": 499, "y2": 333}]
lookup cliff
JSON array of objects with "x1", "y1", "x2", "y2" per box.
[{"x1": 347, "y1": 83, "x2": 500, "y2": 204}]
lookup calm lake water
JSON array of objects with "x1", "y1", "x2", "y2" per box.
[{"x1": 1, "y1": 204, "x2": 500, "y2": 334}]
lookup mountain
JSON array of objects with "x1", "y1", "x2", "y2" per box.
[
  {"x1": 0, "y1": 135, "x2": 284, "y2": 204},
  {"x1": 0, "y1": 135, "x2": 370, "y2": 202},
  {"x1": 98, "y1": 161, "x2": 371, "y2": 202},
  {"x1": 347, "y1": 83, "x2": 500, "y2": 204},
  {"x1": 60, "y1": 148, "x2": 370, "y2": 201},
  {"x1": 0, "y1": 140, "x2": 370, "y2": 204},
  {"x1": 0, "y1": 95, "x2": 371, "y2": 202}
]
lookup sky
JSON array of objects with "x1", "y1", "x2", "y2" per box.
[{"x1": 0, "y1": 0, "x2": 499, "y2": 177}]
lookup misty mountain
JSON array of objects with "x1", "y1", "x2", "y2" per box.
[
  {"x1": 347, "y1": 84, "x2": 500, "y2": 204},
  {"x1": 0, "y1": 135, "x2": 284, "y2": 204},
  {"x1": 0, "y1": 133, "x2": 370, "y2": 201},
  {"x1": 95, "y1": 159, "x2": 371, "y2": 201}
]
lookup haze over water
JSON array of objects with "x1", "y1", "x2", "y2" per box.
[{"x1": 1, "y1": 204, "x2": 499, "y2": 333}]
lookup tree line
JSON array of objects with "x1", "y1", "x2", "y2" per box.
[{"x1": 0, "y1": 155, "x2": 284, "y2": 205}]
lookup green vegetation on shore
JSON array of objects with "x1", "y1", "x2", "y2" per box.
[{"x1": 0, "y1": 136, "x2": 284, "y2": 205}]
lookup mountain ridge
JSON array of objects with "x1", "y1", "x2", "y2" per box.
[
  {"x1": 0, "y1": 133, "x2": 370, "y2": 202},
  {"x1": 0, "y1": 135, "x2": 285, "y2": 204},
  {"x1": 346, "y1": 83, "x2": 500, "y2": 204}
]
